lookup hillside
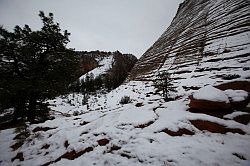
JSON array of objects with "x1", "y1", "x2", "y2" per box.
[
  {"x1": 77, "y1": 51, "x2": 137, "y2": 80},
  {"x1": 76, "y1": 50, "x2": 137, "y2": 91},
  {"x1": 0, "y1": 0, "x2": 250, "y2": 166}
]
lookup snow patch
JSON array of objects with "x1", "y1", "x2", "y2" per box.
[
  {"x1": 224, "y1": 89, "x2": 249, "y2": 102},
  {"x1": 193, "y1": 85, "x2": 230, "y2": 103}
]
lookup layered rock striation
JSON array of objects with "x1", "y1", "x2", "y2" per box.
[{"x1": 130, "y1": 0, "x2": 250, "y2": 87}]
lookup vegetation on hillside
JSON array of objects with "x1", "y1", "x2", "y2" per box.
[{"x1": 0, "y1": 11, "x2": 79, "y2": 123}]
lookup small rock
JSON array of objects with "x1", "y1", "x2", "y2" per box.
[{"x1": 97, "y1": 138, "x2": 109, "y2": 146}]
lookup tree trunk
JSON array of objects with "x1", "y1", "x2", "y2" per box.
[
  {"x1": 12, "y1": 95, "x2": 26, "y2": 123},
  {"x1": 27, "y1": 93, "x2": 37, "y2": 123}
]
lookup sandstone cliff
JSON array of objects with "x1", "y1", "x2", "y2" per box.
[{"x1": 130, "y1": 0, "x2": 250, "y2": 87}]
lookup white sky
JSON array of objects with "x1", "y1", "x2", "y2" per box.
[{"x1": 0, "y1": 0, "x2": 183, "y2": 58}]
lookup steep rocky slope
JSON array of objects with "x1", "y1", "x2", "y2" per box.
[{"x1": 130, "y1": 0, "x2": 250, "y2": 86}]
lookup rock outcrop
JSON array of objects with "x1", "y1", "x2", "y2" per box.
[
  {"x1": 189, "y1": 95, "x2": 231, "y2": 112},
  {"x1": 189, "y1": 86, "x2": 231, "y2": 111},
  {"x1": 189, "y1": 86, "x2": 249, "y2": 117},
  {"x1": 129, "y1": 0, "x2": 250, "y2": 92}
]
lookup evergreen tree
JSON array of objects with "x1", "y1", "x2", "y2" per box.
[
  {"x1": 89, "y1": 73, "x2": 95, "y2": 92},
  {"x1": 82, "y1": 92, "x2": 89, "y2": 106},
  {"x1": 70, "y1": 79, "x2": 81, "y2": 93},
  {"x1": 103, "y1": 74, "x2": 112, "y2": 91},
  {"x1": 0, "y1": 11, "x2": 79, "y2": 122},
  {"x1": 154, "y1": 71, "x2": 177, "y2": 101}
]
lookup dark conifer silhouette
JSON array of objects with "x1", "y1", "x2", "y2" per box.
[
  {"x1": 154, "y1": 71, "x2": 177, "y2": 101},
  {"x1": 0, "y1": 11, "x2": 78, "y2": 123}
]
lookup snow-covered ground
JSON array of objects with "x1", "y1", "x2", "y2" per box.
[{"x1": 0, "y1": 80, "x2": 249, "y2": 166}]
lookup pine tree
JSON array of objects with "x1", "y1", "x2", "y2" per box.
[
  {"x1": 0, "y1": 11, "x2": 79, "y2": 122},
  {"x1": 154, "y1": 71, "x2": 177, "y2": 101}
]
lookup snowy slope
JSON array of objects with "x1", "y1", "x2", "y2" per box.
[
  {"x1": 1, "y1": 80, "x2": 250, "y2": 166},
  {"x1": 79, "y1": 55, "x2": 114, "y2": 81}
]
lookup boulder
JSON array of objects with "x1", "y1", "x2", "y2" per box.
[
  {"x1": 189, "y1": 86, "x2": 231, "y2": 112},
  {"x1": 192, "y1": 85, "x2": 230, "y2": 103},
  {"x1": 189, "y1": 85, "x2": 249, "y2": 115},
  {"x1": 189, "y1": 95, "x2": 231, "y2": 112}
]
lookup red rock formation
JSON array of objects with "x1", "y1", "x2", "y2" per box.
[{"x1": 189, "y1": 95, "x2": 231, "y2": 112}]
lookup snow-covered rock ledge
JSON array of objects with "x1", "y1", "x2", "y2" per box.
[{"x1": 189, "y1": 85, "x2": 249, "y2": 112}]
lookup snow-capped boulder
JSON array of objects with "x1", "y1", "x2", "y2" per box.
[
  {"x1": 193, "y1": 85, "x2": 230, "y2": 103},
  {"x1": 189, "y1": 86, "x2": 231, "y2": 111}
]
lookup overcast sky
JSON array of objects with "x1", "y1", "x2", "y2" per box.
[{"x1": 0, "y1": 0, "x2": 183, "y2": 58}]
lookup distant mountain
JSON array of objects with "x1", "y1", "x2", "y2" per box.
[{"x1": 74, "y1": 50, "x2": 137, "y2": 92}]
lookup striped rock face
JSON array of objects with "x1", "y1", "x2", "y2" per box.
[{"x1": 130, "y1": 0, "x2": 250, "y2": 87}]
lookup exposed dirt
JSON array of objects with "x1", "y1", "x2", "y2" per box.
[
  {"x1": 215, "y1": 81, "x2": 250, "y2": 93},
  {"x1": 135, "y1": 103, "x2": 144, "y2": 107},
  {"x1": 0, "y1": 121, "x2": 25, "y2": 131},
  {"x1": 13, "y1": 131, "x2": 30, "y2": 140},
  {"x1": 110, "y1": 145, "x2": 121, "y2": 151},
  {"x1": 107, "y1": 145, "x2": 122, "y2": 153},
  {"x1": 190, "y1": 120, "x2": 245, "y2": 135},
  {"x1": 182, "y1": 86, "x2": 200, "y2": 91},
  {"x1": 64, "y1": 140, "x2": 70, "y2": 148},
  {"x1": 58, "y1": 147, "x2": 94, "y2": 160},
  {"x1": 162, "y1": 128, "x2": 194, "y2": 136},
  {"x1": 230, "y1": 99, "x2": 250, "y2": 110},
  {"x1": 42, "y1": 147, "x2": 94, "y2": 166},
  {"x1": 135, "y1": 121, "x2": 154, "y2": 128},
  {"x1": 120, "y1": 153, "x2": 132, "y2": 159},
  {"x1": 41, "y1": 144, "x2": 50, "y2": 149},
  {"x1": 189, "y1": 108, "x2": 233, "y2": 118},
  {"x1": 233, "y1": 114, "x2": 250, "y2": 125},
  {"x1": 232, "y1": 153, "x2": 246, "y2": 160},
  {"x1": 11, "y1": 142, "x2": 24, "y2": 151},
  {"x1": 97, "y1": 138, "x2": 109, "y2": 146},
  {"x1": 11, "y1": 152, "x2": 24, "y2": 162},
  {"x1": 33, "y1": 127, "x2": 57, "y2": 132},
  {"x1": 80, "y1": 131, "x2": 88, "y2": 136},
  {"x1": 241, "y1": 107, "x2": 250, "y2": 113},
  {"x1": 80, "y1": 121, "x2": 89, "y2": 126}
]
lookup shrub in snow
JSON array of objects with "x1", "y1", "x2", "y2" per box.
[
  {"x1": 82, "y1": 93, "x2": 89, "y2": 105},
  {"x1": 73, "y1": 111, "x2": 79, "y2": 116},
  {"x1": 243, "y1": 67, "x2": 250, "y2": 71},
  {"x1": 119, "y1": 96, "x2": 132, "y2": 104},
  {"x1": 222, "y1": 74, "x2": 240, "y2": 80}
]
